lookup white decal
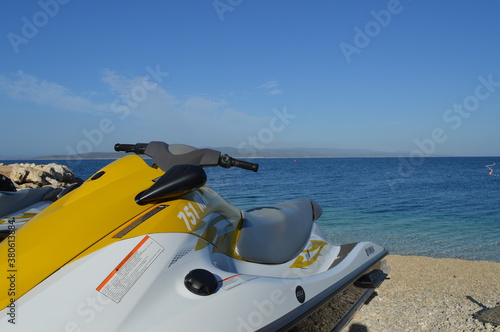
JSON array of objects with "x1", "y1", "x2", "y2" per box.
[
  {"x1": 97, "y1": 236, "x2": 163, "y2": 303},
  {"x1": 178, "y1": 202, "x2": 202, "y2": 231}
]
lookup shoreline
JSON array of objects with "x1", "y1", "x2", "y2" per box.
[
  {"x1": 346, "y1": 255, "x2": 500, "y2": 331},
  {"x1": 1, "y1": 155, "x2": 499, "y2": 161}
]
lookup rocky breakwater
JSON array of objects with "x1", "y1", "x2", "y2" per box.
[{"x1": 0, "y1": 163, "x2": 82, "y2": 189}]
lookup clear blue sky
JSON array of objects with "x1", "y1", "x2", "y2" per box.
[{"x1": 1, "y1": 0, "x2": 499, "y2": 157}]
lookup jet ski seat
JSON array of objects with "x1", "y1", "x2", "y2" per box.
[
  {"x1": 0, "y1": 187, "x2": 61, "y2": 218},
  {"x1": 236, "y1": 198, "x2": 323, "y2": 264}
]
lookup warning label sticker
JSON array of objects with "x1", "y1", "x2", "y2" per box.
[{"x1": 97, "y1": 236, "x2": 163, "y2": 303}]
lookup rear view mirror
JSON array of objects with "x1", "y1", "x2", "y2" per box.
[{"x1": 135, "y1": 164, "x2": 207, "y2": 205}]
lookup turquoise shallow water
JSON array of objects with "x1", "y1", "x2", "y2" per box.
[
  {"x1": 205, "y1": 157, "x2": 500, "y2": 262},
  {"x1": 4, "y1": 157, "x2": 499, "y2": 262}
]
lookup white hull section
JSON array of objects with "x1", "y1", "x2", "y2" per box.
[{"x1": 1, "y1": 231, "x2": 386, "y2": 331}]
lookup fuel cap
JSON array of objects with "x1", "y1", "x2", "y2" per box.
[{"x1": 184, "y1": 269, "x2": 218, "y2": 296}]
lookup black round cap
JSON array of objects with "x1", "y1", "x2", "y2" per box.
[{"x1": 184, "y1": 269, "x2": 218, "y2": 296}]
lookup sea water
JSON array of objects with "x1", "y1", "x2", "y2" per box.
[
  {"x1": 206, "y1": 157, "x2": 500, "y2": 262},
  {"x1": 3, "y1": 157, "x2": 499, "y2": 262}
]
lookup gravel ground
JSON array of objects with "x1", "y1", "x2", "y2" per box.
[{"x1": 345, "y1": 255, "x2": 500, "y2": 331}]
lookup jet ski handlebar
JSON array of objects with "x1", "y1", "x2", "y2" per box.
[
  {"x1": 114, "y1": 143, "x2": 148, "y2": 154},
  {"x1": 114, "y1": 142, "x2": 259, "y2": 172},
  {"x1": 219, "y1": 154, "x2": 259, "y2": 172}
]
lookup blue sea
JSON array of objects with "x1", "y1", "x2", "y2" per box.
[{"x1": 4, "y1": 157, "x2": 499, "y2": 262}]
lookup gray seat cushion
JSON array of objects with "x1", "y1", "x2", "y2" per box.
[
  {"x1": 236, "y1": 198, "x2": 319, "y2": 264},
  {"x1": 0, "y1": 187, "x2": 60, "y2": 218}
]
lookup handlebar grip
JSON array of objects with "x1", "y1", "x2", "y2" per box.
[
  {"x1": 219, "y1": 155, "x2": 259, "y2": 172},
  {"x1": 114, "y1": 143, "x2": 148, "y2": 154},
  {"x1": 114, "y1": 144, "x2": 134, "y2": 152},
  {"x1": 232, "y1": 159, "x2": 259, "y2": 172}
]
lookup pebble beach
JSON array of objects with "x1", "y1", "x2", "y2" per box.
[{"x1": 345, "y1": 255, "x2": 500, "y2": 331}]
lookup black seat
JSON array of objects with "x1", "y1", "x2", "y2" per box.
[
  {"x1": 236, "y1": 199, "x2": 322, "y2": 264},
  {"x1": 0, "y1": 175, "x2": 16, "y2": 192}
]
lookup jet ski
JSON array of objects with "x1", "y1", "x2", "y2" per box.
[{"x1": 0, "y1": 141, "x2": 389, "y2": 331}]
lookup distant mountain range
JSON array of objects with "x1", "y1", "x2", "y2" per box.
[
  {"x1": 219, "y1": 147, "x2": 407, "y2": 158},
  {"x1": 31, "y1": 147, "x2": 408, "y2": 160}
]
